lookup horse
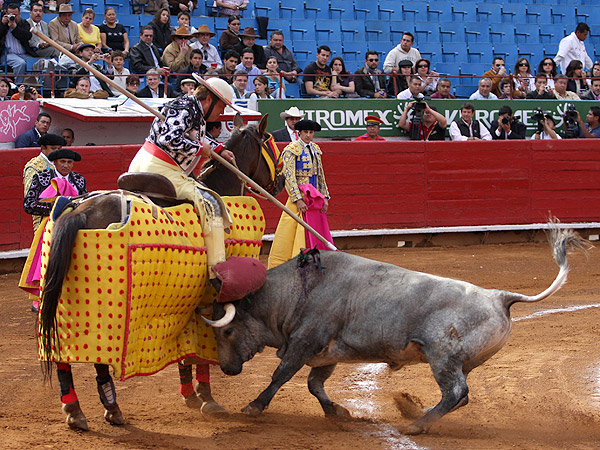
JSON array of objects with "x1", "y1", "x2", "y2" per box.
[{"x1": 36, "y1": 114, "x2": 284, "y2": 430}]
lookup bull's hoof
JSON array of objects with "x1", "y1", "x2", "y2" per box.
[
  {"x1": 403, "y1": 423, "x2": 426, "y2": 435},
  {"x1": 62, "y1": 401, "x2": 89, "y2": 431},
  {"x1": 241, "y1": 403, "x2": 263, "y2": 417},
  {"x1": 201, "y1": 401, "x2": 229, "y2": 417},
  {"x1": 332, "y1": 403, "x2": 351, "y2": 418},
  {"x1": 184, "y1": 394, "x2": 204, "y2": 409},
  {"x1": 104, "y1": 404, "x2": 125, "y2": 425}
]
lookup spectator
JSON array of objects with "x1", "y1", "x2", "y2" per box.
[
  {"x1": 536, "y1": 57, "x2": 557, "y2": 89},
  {"x1": 219, "y1": 15, "x2": 241, "y2": 56},
  {"x1": 430, "y1": 77, "x2": 456, "y2": 99},
  {"x1": 190, "y1": 24, "x2": 222, "y2": 69},
  {"x1": 555, "y1": 23, "x2": 593, "y2": 75},
  {"x1": 137, "y1": 68, "x2": 176, "y2": 97},
  {"x1": 330, "y1": 56, "x2": 356, "y2": 98},
  {"x1": 469, "y1": 77, "x2": 498, "y2": 100},
  {"x1": 354, "y1": 50, "x2": 388, "y2": 98},
  {"x1": 565, "y1": 60, "x2": 586, "y2": 95},
  {"x1": 149, "y1": 7, "x2": 171, "y2": 54},
  {"x1": 78, "y1": 8, "x2": 101, "y2": 49},
  {"x1": 553, "y1": 74, "x2": 580, "y2": 100},
  {"x1": 271, "y1": 106, "x2": 304, "y2": 142},
  {"x1": 105, "y1": 50, "x2": 130, "y2": 95},
  {"x1": 173, "y1": 11, "x2": 196, "y2": 35},
  {"x1": 304, "y1": 45, "x2": 338, "y2": 98},
  {"x1": 580, "y1": 77, "x2": 600, "y2": 100},
  {"x1": 531, "y1": 115, "x2": 561, "y2": 140},
  {"x1": 10, "y1": 76, "x2": 42, "y2": 100},
  {"x1": 354, "y1": 114, "x2": 386, "y2": 141},
  {"x1": 0, "y1": 77, "x2": 12, "y2": 99},
  {"x1": 573, "y1": 106, "x2": 600, "y2": 138},
  {"x1": 125, "y1": 75, "x2": 140, "y2": 94},
  {"x1": 489, "y1": 105, "x2": 526, "y2": 140},
  {"x1": 265, "y1": 56, "x2": 286, "y2": 99},
  {"x1": 263, "y1": 31, "x2": 300, "y2": 83},
  {"x1": 61, "y1": 128, "x2": 75, "y2": 146},
  {"x1": 512, "y1": 57, "x2": 535, "y2": 98},
  {"x1": 588, "y1": 61, "x2": 600, "y2": 86},
  {"x1": 27, "y1": 2, "x2": 60, "y2": 58},
  {"x1": 65, "y1": 76, "x2": 110, "y2": 98},
  {"x1": 232, "y1": 27, "x2": 266, "y2": 70},
  {"x1": 99, "y1": 7, "x2": 130, "y2": 56},
  {"x1": 178, "y1": 77, "x2": 197, "y2": 95},
  {"x1": 388, "y1": 59, "x2": 414, "y2": 96},
  {"x1": 169, "y1": 0, "x2": 197, "y2": 16},
  {"x1": 481, "y1": 57, "x2": 506, "y2": 97},
  {"x1": 214, "y1": 0, "x2": 248, "y2": 17},
  {"x1": 231, "y1": 69, "x2": 248, "y2": 98},
  {"x1": 16, "y1": 112, "x2": 51, "y2": 148},
  {"x1": 498, "y1": 78, "x2": 515, "y2": 100},
  {"x1": 162, "y1": 26, "x2": 193, "y2": 73},
  {"x1": 398, "y1": 101, "x2": 447, "y2": 141},
  {"x1": 209, "y1": 49, "x2": 239, "y2": 84},
  {"x1": 383, "y1": 32, "x2": 421, "y2": 73},
  {"x1": 414, "y1": 58, "x2": 439, "y2": 97},
  {"x1": 248, "y1": 75, "x2": 273, "y2": 112},
  {"x1": 206, "y1": 121, "x2": 222, "y2": 142},
  {"x1": 48, "y1": 3, "x2": 82, "y2": 55},
  {"x1": 449, "y1": 102, "x2": 492, "y2": 141},
  {"x1": 0, "y1": 3, "x2": 36, "y2": 84},
  {"x1": 71, "y1": 43, "x2": 113, "y2": 94},
  {"x1": 129, "y1": 26, "x2": 165, "y2": 75},
  {"x1": 175, "y1": 48, "x2": 207, "y2": 90},
  {"x1": 133, "y1": 0, "x2": 169, "y2": 16},
  {"x1": 235, "y1": 47, "x2": 262, "y2": 94},
  {"x1": 396, "y1": 75, "x2": 424, "y2": 100},
  {"x1": 526, "y1": 74, "x2": 556, "y2": 99}
]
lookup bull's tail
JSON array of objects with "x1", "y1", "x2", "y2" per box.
[
  {"x1": 504, "y1": 223, "x2": 591, "y2": 307},
  {"x1": 39, "y1": 209, "x2": 87, "y2": 379}
]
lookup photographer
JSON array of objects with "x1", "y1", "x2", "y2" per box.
[
  {"x1": 531, "y1": 114, "x2": 561, "y2": 140},
  {"x1": 489, "y1": 105, "x2": 526, "y2": 140},
  {"x1": 0, "y1": 4, "x2": 36, "y2": 84},
  {"x1": 568, "y1": 106, "x2": 600, "y2": 138},
  {"x1": 398, "y1": 100, "x2": 447, "y2": 140}
]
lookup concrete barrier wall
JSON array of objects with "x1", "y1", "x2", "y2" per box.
[{"x1": 5, "y1": 139, "x2": 600, "y2": 251}]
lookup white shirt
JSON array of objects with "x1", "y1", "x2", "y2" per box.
[
  {"x1": 286, "y1": 124, "x2": 299, "y2": 142},
  {"x1": 383, "y1": 44, "x2": 421, "y2": 73},
  {"x1": 555, "y1": 32, "x2": 593, "y2": 75},
  {"x1": 396, "y1": 89, "x2": 424, "y2": 100},
  {"x1": 190, "y1": 42, "x2": 222, "y2": 69},
  {"x1": 469, "y1": 90, "x2": 498, "y2": 100},
  {"x1": 449, "y1": 119, "x2": 492, "y2": 141},
  {"x1": 531, "y1": 131, "x2": 562, "y2": 140}
]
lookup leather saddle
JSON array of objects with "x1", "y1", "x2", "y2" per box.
[{"x1": 117, "y1": 172, "x2": 184, "y2": 206}]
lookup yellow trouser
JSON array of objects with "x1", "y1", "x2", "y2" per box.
[{"x1": 267, "y1": 198, "x2": 305, "y2": 269}]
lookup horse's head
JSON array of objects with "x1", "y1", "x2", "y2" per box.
[{"x1": 224, "y1": 114, "x2": 285, "y2": 197}]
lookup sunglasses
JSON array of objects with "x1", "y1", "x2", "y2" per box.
[
  {"x1": 128, "y1": 81, "x2": 140, "y2": 85},
  {"x1": 519, "y1": 62, "x2": 529, "y2": 66},
  {"x1": 417, "y1": 64, "x2": 429, "y2": 68},
  {"x1": 368, "y1": 58, "x2": 379, "y2": 62},
  {"x1": 543, "y1": 62, "x2": 553, "y2": 66}
]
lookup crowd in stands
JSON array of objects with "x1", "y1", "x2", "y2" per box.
[{"x1": 0, "y1": 1, "x2": 598, "y2": 104}]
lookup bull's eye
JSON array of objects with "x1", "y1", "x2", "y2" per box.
[{"x1": 223, "y1": 328, "x2": 234, "y2": 338}]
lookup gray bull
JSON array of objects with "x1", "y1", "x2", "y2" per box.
[{"x1": 205, "y1": 227, "x2": 586, "y2": 434}]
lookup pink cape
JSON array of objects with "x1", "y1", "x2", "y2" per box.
[{"x1": 299, "y1": 184, "x2": 333, "y2": 250}]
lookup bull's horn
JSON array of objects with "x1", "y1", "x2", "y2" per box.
[{"x1": 202, "y1": 303, "x2": 236, "y2": 328}]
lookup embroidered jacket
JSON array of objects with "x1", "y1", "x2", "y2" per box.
[{"x1": 281, "y1": 140, "x2": 329, "y2": 203}]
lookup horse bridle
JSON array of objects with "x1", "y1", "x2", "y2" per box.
[{"x1": 240, "y1": 132, "x2": 282, "y2": 198}]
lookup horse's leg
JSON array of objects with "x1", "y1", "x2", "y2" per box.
[
  {"x1": 194, "y1": 363, "x2": 228, "y2": 416},
  {"x1": 178, "y1": 361, "x2": 203, "y2": 408},
  {"x1": 95, "y1": 364, "x2": 124, "y2": 425},
  {"x1": 57, "y1": 363, "x2": 88, "y2": 431}
]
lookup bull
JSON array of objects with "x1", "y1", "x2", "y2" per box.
[{"x1": 204, "y1": 226, "x2": 587, "y2": 434}]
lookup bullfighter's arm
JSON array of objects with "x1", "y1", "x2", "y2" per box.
[{"x1": 281, "y1": 149, "x2": 303, "y2": 203}]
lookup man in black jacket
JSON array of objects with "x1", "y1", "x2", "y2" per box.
[
  {"x1": 354, "y1": 50, "x2": 389, "y2": 98},
  {"x1": 136, "y1": 68, "x2": 176, "y2": 98},
  {"x1": 489, "y1": 105, "x2": 527, "y2": 140},
  {"x1": 0, "y1": 4, "x2": 36, "y2": 83},
  {"x1": 271, "y1": 106, "x2": 304, "y2": 142},
  {"x1": 129, "y1": 25, "x2": 167, "y2": 76}
]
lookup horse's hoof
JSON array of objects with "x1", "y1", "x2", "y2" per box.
[
  {"x1": 403, "y1": 423, "x2": 425, "y2": 435},
  {"x1": 62, "y1": 401, "x2": 89, "y2": 431},
  {"x1": 241, "y1": 403, "x2": 263, "y2": 417},
  {"x1": 184, "y1": 394, "x2": 204, "y2": 409},
  {"x1": 104, "y1": 404, "x2": 125, "y2": 425},
  {"x1": 332, "y1": 403, "x2": 351, "y2": 418},
  {"x1": 201, "y1": 401, "x2": 229, "y2": 417}
]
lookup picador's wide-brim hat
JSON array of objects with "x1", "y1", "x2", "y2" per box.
[
  {"x1": 48, "y1": 148, "x2": 81, "y2": 161},
  {"x1": 294, "y1": 119, "x2": 321, "y2": 132},
  {"x1": 194, "y1": 75, "x2": 243, "y2": 112},
  {"x1": 38, "y1": 133, "x2": 67, "y2": 147}
]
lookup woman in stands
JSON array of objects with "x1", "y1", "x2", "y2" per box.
[
  {"x1": 536, "y1": 57, "x2": 557, "y2": 89},
  {"x1": 265, "y1": 56, "x2": 286, "y2": 99},
  {"x1": 149, "y1": 7, "x2": 172, "y2": 54},
  {"x1": 247, "y1": 75, "x2": 272, "y2": 111},
  {"x1": 389, "y1": 59, "x2": 414, "y2": 96},
  {"x1": 0, "y1": 78, "x2": 11, "y2": 100},
  {"x1": 512, "y1": 57, "x2": 535, "y2": 98},
  {"x1": 565, "y1": 60, "x2": 586, "y2": 95},
  {"x1": 414, "y1": 58, "x2": 439, "y2": 97},
  {"x1": 330, "y1": 56, "x2": 357, "y2": 98},
  {"x1": 78, "y1": 8, "x2": 102, "y2": 49},
  {"x1": 219, "y1": 15, "x2": 242, "y2": 56},
  {"x1": 587, "y1": 61, "x2": 600, "y2": 87},
  {"x1": 99, "y1": 7, "x2": 130, "y2": 56}
]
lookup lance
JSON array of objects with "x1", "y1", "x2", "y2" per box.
[{"x1": 31, "y1": 29, "x2": 338, "y2": 251}]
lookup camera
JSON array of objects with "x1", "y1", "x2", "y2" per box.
[
  {"x1": 563, "y1": 104, "x2": 579, "y2": 139},
  {"x1": 409, "y1": 99, "x2": 427, "y2": 140},
  {"x1": 24, "y1": 86, "x2": 34, "y2": 94},
  {"x1": 501, "y1": 116, "x2": 512, "y2": 125},
  {"x1": 7, "y1": 14, "x2": 16, "y2": 21},
  {"x1": 532, "y1": 107, "x2": 546, "y2": 133}
]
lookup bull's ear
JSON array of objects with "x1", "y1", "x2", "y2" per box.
[
  {"x1": 257, "y1": 113, "x2": 268, "y2": 136},
  {"x1": 233, "y1": 112, "x2": 244, "y2": 130}
]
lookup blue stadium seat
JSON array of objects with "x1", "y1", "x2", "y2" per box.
[
  {"x1": 390, "y1": 21, "x2": 413, "y2": 43},
  {"x1": 378, "y1": 1, "x2": 397, "y2": 21},
  {"x1": 315, "y1": 19, "x2": 340, "y2": 41},
  {"x1": 120, "y1": 14, "x2": 140, "y2": 37},
  {"x1": 414, "y1": 22, "x2": 441, "y2": 44},
  {"x1": 365, "y1": 20, "x2": 390, "y2": 42},
  {"x1": 525, "y1": 4, "x2": 552, "y2": 24},
  {"x1": 79, "y1": 0, "x2": 103, "y2": 14},
  {"x1": 439, "y1": 23, "x2": 466, "y2": 44},
  {"x1": 417, "y1": 43, "x2": 440, "y2": 61},
  {"x1": 367, "y1": 42, "x2": 391, "y2": 59},
  {"x1": 427, "y1": 2, "x2": 452, "y2": 22},
  {"x1": 340, "y1": 20, "x2": 362, "y2": 41},
  {"x1": 327, "y1": 41, "x2": 343, "y2": 58},
  {"x1": 285, "y1": 82, "x2": 300, "y2": 98},
  {"x1": 514, "y1": 23, "x2": 541, "y2": 45},
  {"x1": 401, "y1": 2, "x2": 427, "y2": 22},
  {"x1": 441, "y1": 43, "x2": 468, "y2": 64},
  {"x1": 254, "y1": 0, "x2": 280, "y2": 17},
  {"x1": 476, "y1": 4, "x2": 502, "y2": 23},
  {"x1": 279, "y1": 2, "x2": 304, "y2": 19},
  {"x1": 516, "y1": 44, "x2": 546, "y2": 63},
  {"x1": 451, "y1": 2, "x2": 477, "y2": 22},
  {"x1": 500, "y1": 4, "x2": 526, "y2": 23},
  {"x1": 104, "y1": 0, "x2": 127, "y2": 13},
  {"x1": 329, "y1": 0, "x2": 355, "y2": 20},
  {"x1": 539, "y1": 24, "x2": 564, "y2": 44},
  {"x1": 454, "y1": 84, "x2": 476, "y2": 98},
  {"x1": 342, "y1": 41, "x2": 364, "y2": 61},
  {"x1": 465, "y1": 22, "x2": 490, "y2": 44},
  {"x1": 304, "y1": 0, "x2": 324, "y2": 19},
  {"x1": 354, "y1": 0, "x2": 378, "y2": 21},
  {"x1": 293, "y1": 40, "x2": 317, "y2": 61},
  {"x1": 467, "y1": 43, "x2": 492, "y2": 64},
  {"x1": 489, "y1": 23, "x2": 517, "y2": 45},
  {"x1": 550, "y1": 8, "x2": 566, "y2": 24},
  {"x1": 492, "y1": 44, "x2": 519, "y2": 64},
  {"x1": 289, "y1": 19, "x2": 315, "y2": 41},
  {"x1": 266, "y1": 19, "x2": 291, "y2": 37},
  {"x1": 214, "y1": 17, "x2": 229, "y2": 34}
]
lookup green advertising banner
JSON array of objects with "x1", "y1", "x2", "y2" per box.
[{"x1": 257, "y1": 99, "x2": 599, "y2": 138}]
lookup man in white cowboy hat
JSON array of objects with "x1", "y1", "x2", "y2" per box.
[
  {"x1": 232, "y1": 26, "x2": 266, "y2": 69},
  {"x1": 190, "y1": 24, "x2": 222, "y2": 70},
  {"x1": 271, "y1": 106, "x2": 305, "y2": 142},
  {"x1": 162, "y1": 25, "x2": 194, "y2": 73},
  {"x1": 48, "y1": 3, "x2": 82, "y2": 54}
]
